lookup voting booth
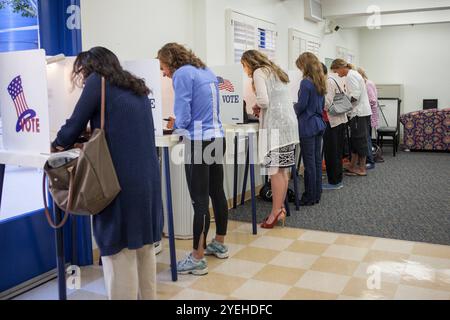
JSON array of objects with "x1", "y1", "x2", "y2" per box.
[{"x1": 210, "y1": 64, "x2": 244, "y2": 125}]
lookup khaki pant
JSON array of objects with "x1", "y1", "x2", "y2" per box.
[{"x1": 101, "y1": 245, "x2": 157, "y2": 300}]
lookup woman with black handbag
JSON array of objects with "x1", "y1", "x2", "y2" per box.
[{"x1": 52, "y1": 47, "x2": 163, "y2": 300}]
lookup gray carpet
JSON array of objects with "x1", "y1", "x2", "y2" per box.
[{"x1": 230, "y1": 150, "x2": 450, "y2": 246}]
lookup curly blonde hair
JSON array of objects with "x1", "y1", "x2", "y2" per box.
[
  {"x1": 157, "y1": 43, "x2": 206, "y2": 74},
  {"x1": 296, "y1": 52, "x2": 327, "y2": 96},
  {"x1": 241, "y1": 50, "x2": 290, "y2": 84}
]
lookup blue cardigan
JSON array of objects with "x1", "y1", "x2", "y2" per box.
[
  {"x1": 294, "y1": 78, "x2": 326, "y2": 138},
  {"x1": 53, "y1": 73, "x2": 163, "y2": 257}
]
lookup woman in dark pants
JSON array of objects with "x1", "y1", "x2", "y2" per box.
[
  {"x1": 52, "y1": 47, "x2": 163, "y2": 300},
  {"x1": 322, "y1": 64, "x2": 348, "y2": 190},
  {"x1": 294, "y1": 53, "x2": 327, "y2": 206},
  {"x1": 158, "y1": 43, "x2": 229, "y2": 276}
]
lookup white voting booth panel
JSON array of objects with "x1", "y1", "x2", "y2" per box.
[
  {"x1": 0, "y1": 49, "x2": 51, "y2": 154},
  {"x1": 210, "y1": 65, "x2": 244, "y2": 125},
  {"x1": 123, "y1": 59, "x2": 163, "y2": 137},
  {"x1": 47, "y1": 57, "x2": 82, "y2": 141}
]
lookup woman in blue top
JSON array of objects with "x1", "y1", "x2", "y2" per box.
[
  {"x1": 294, "y1": 52, "x2": 327, "y2": 206},
  {"x1": 53, "y1": 47, "x2": 163, "y2": 299},
  {"x1": 158, "y1": 43, "x2": 229, "y2": 276}
]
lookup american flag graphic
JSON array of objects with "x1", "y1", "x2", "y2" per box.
[
  {"x1": 217, "y1": 77, "x2": 235, "y2": 92},
  {"x1": 7, "y1": 76, "x2": 30, "y2": 118}
]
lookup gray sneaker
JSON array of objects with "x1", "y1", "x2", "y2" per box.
[
  {"x1": 205, "y1": 239, "x2": 229, "y2": 259},
  {"x1": 177, "y1": 253, "x2": 208, "y2": 276}
]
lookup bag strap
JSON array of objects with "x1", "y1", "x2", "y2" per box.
[
  {"x1": 42, "y1": 169, "x2": 74, "y2": 229},
  {"x1": 329, "y1": 77, "x2": 344, "y2": 94},
  {"x1": 101, "y1": 76, "x2": 106, "y2": 130}
]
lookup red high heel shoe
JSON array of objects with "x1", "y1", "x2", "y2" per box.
[{"x1": 261, "y1": 209, "x2": 286, "y2": 229}]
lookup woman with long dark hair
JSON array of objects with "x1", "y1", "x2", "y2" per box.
[
  {"x1": 241, "y1": 50, "x2": 299, "y2": 228},
  {"x1": 157, "y1": 43, "x2": 229, "y2": 276},
  {"x1": 52, "y1": 47, "x2": 163, "y2": 299},
  {"x1": 295, "y1": 52, "x2": 327, "y2": 206}
]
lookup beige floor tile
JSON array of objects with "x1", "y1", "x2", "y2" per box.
[
  {"x1": 371, "y1": 239, "x2": 415, "y2": 254},
  {"x1": 157, "y1": 283, "x2": 184, "y2": 300},
  {"x1": 337, "y1": 295, "x2": 376, "y2": 300},
  {"x1": 353, "y1": 262, "x2": 404, "y2": 284},
  {"x1": 233, "y1": 223, "x2": 270, "y2": 235},
  {"x1": 171, "y1": 288, "x2": 227, "y2": 300},
  {"x1": 412, "y1": 243, "x2": 450, "y2": 260},
  {"x1": 225, "y1": 243, "x2": 247, "y2": 258},
  {"x1": 394, "y1": 285, "x2": 450, "y2": 300},
  {"x1": 286, "y1": 240, "x2": 329, "y2": 255},
  {"x1": 230, "y1": 279, "x2": 291, "y2": 300},
  {"x1": 295, "y1": 271, "x2": 350, "y2": 295},
  {"x1": 189, "y1": 272, "x2": 247, "y2": 296},
  {"x1": 157, "y1": 248, "x2": 190, "y2": 265},
  {"x1": 269, "y1": 251, "x2": 319, "y2": 269},
  {"x1": 226, "y1": 220, "x2": 245, "y2": 232},
  {"x1": 253, "y1": 265, "x2": 306, "y2": 286},
  {"x1": 341, "y1": 277, "x2": 398, "y2": 300},
  {"x1": 157, "y1": 263, "x2": 170, "y2": 274},
  {"x1": 233, "y1": 247, "x2": 280, "y2": 264},
  {"x1": 363, "y1": 250, "x2": 410, "y2": 264},
  {"x1": 226, "y1": 232, "x2": 260, "y2": 246},
  {"x1": 335, "y1": 234, "x2": 376, "y2": 248},
  {"x1": 264, "y1": 228, "x2": 305, "y2": 240},
  {"x1": 213, "y1": 259, "x2": 266, "y2": 279},
  {"x1": 323, "y1": 245, "x2": 368, "y2": 262},
  {"x1": 299, "y1": 230, "x2": 339, "y2": 244},
  {"x1": 311, "y1": 257, "x2": 360, "y2": 276},
  {"x1": 79, "y1": 266, "x2": 104, "y2": 288},
  {"x1": 283, "y1": 287, "x2": 338, "y2": 300},
  {"x1": 249, "y1": 236, "x2": 295, "y2": 251},
  {"x1": 174, "y1": 239, "x2": 193, "y2": 251},
  {"x1": 204, "y1": 256, "x2": 228, "y2": 271}
]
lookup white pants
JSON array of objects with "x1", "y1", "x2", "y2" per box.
[{"x1": 101, "y1": 244, "x2": 157, "y2": 300}]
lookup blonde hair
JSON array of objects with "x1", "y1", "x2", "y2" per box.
[
  {"x1": 241, "y1": 50, "x2": 290, "y2": 84},
  {"x1": 330, "y1": 59, "x2": 355, "y2": 71},
  {"x1": 157, "y1": 43, "x2": 206, "y2": 74},
  {"x1": 296, "y1": 52, "x2": 327, "y2": 96},
  {"x1": 357, "y1": 67, "x2": 368, "y2": 81}
]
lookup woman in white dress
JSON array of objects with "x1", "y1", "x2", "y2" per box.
[{"x1": 241, "y1": 50, "x2": 299, "y2": 229}]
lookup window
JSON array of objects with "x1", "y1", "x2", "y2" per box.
[
  {"x1": 227, "y1": 10, "x2": 277, "y2": 64},
  {"x1": 0, "y1": 0, "x2": 39, "y2": 53},
  {"x1": 288, "y1": 28, "x2": 321, "y2": 70}
]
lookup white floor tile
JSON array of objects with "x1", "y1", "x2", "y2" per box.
[
  {"x1": 296, "y1": 271, "x2": 350, "y2": 295},
  {"x1": 298, "y1": 231, "x2": 339, "y2": 244},
  {"x1": 231, "y1": 279, "x2": 290, "y2": 300},
  {"x1": 353, "y1": 262, "x2": 403, "y2": 284},
  {"x1": 323, "y1": 245, "x2": 368, "y2": 262},
  {"x1": 212, "y1": 259, "x2": 265, "y2": 279},
  {"x1": 249, "y1": 236, "x2": 295, "y2": 251},
  {"x1": 269, "y1": 251, "x2": 319, "y2": 270},
  {"x1": 371, "y1": 239, "x2": 414, "y2": 254},
  {"x1": 394, "y1": 285, "x2": 450, "y2": 300}
]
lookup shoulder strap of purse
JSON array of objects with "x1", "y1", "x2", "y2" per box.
[
  {"x1": 42, "y1": 172, "x2": 70, "y2": 229},
  {"x1": 101, "y1": 76, "x2": 106, "y2": 130},
  {"x1": 329, "y1": 77, "x2": 344, "y2": 94}
]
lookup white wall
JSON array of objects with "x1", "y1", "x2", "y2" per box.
[
  {"x1": 359, "y1": 23, "x2": 450, "y2": 113},
  {"x1": 203, "y1": 0, "x2": 360, "y2": 69},
  {"x1": 80, "y1": 0, "x2": 195, "y2": 60}
]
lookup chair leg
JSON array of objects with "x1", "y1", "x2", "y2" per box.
[{"x1": 393, "y1": 135, "x2": 396, "y2": 157}]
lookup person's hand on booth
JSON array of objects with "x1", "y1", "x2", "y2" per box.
[
  {"x1": 252, "y1": 105, "x2": 261, "y2": 118},
  {"x1": 166, "y1": 116, "x2": 176, "y2": 130}
]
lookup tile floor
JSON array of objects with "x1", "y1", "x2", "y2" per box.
[{"x1": 14, "y1": 221, "x2": 450, "y2": 300}]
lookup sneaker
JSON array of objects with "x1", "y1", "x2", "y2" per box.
[
  {"x1": 366, "y1": 163, "x2": 376, "y2": 170},
  {"x1": 154, "y1": 242, "x2": 162, "y2": 255},
  {"x1": 205, "y1": 239, "x2": 229, "y2": 259},
  {"x1": 177, "y1": 253, "x2": 208, "y2": 276},
  {"x1": 322, "y1": 183, "x2": 344, "y2": 190}
]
